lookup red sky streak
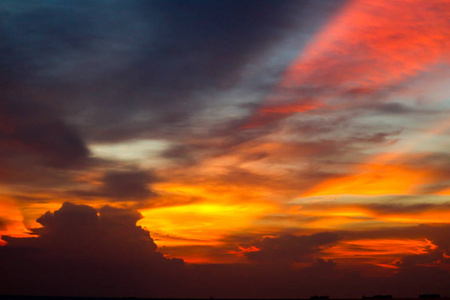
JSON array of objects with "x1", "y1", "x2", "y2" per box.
[{"x1": 244, "y1": 0, "x2": 450, "y2": 128}]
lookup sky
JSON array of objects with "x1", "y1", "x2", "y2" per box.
[{"x1": 1, "y1": 0, "x2": 450, "y2": 298}]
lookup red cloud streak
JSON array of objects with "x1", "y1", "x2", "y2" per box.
[{"x1": 244, "y1": 0, "x2": 450, "y2": 128}]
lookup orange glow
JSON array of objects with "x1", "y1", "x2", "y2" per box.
[
  {"x1": 303, "y1": 115, "x2": 450, "y2": 197},
  {"x1": 138, "y1": 181, "x2": 278, "y2": 264},
  {"x1": 0, "y1": 195, "x2": 28, "y2": 243},
  {"x1": 305, "y1": 162, "x2": 431, "y2": 196},
  {"x1": 381, "y1": 213, "x2": 450, "y2": 224},
  {"x1": 289, "y1": 205, "x2": 374, "y2": 229},
  {"x1": 153, "y1": 180, "x2": 278, "y2": 207},
  {"x1": 139, "y1": 199, "x2": 276, "y2": 248}
]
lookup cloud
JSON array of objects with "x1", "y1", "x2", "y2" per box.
[
  {"x1": 1, "y1": 0, "x2": 345, "y2": 144},
  {"x1": 160, "y1": 144, "x2": 197, "y2": 165},
  {"x1": 245, "y1": 232, "x2": 340, "y2": 264},
  {"x1": 0, "y1": 202, "x2": 183, "y2": 297},
  {"x1": 101, "y1": 170, "x2": 157, "y2": 201},
  {"x1": 68, "y1": 169, "x2": 158, "y2": 203},
  {"x1": 0, "y1": 218, "x2": 7, "y2": 230},
  {"x1": 297, "y1": 200, "x2": 450, "y2": 217},
  {"x1": 0, "y1": 95, "x2": 89, "y2": 169},
  {"x1": 0, "y1": 92, "x2": 94, "y2": 191},
  {"x1": 411, "y1": 153, "x2": 450, "y2": 194},
  {"x1": 244, "y1": 0, "x2": 450, "y2": 128},
  {"x1": 161, "y1": 225, "x2": 450, "y2": 298}
]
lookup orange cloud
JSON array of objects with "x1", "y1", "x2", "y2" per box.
[
  {"x1": 292, "y1": 201, "x2": 450, "y2": 231},
  {"x1": 304, "y1": 161, "x2": 431, "y2": 197},
  {"x1": 303, "y1": 147, "x2": 450, "y2": 197},
  {"x1": 323, "y1": 238, "x2": 437, "y2": 270}
]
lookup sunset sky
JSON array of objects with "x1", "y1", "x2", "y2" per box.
[{"x1": 1, "y1": 0, "x2": 450, "y2": 298}]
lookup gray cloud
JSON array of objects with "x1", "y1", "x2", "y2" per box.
[
  {"x1": 68, "y1": 169, "x2": 158, "y2": 202},
  {"x1": 245, "y1": 232, "x2": 340, "y2": 264},
  {"x1": 1, "y1": 0, "x2": 345, "y2": 143},
  {"x1": 101, "y1": 170, "x2": 157, "y2": 200},
  {"x1": 0, "y1": 95, "x2": 89, "y2": 169}
]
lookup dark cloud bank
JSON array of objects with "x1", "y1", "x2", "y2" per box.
[
  {"x1": 1, "y1": 0, "x2": 343, "y2": 144},
  {"x1": 2, "y1": 202, "x2": 450, "y2": 298}
]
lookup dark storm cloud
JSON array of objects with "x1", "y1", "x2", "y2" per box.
[
  {"x1": 0, "y1": 202, "x2": 183, "y2": 297},
  {"x1": 245, "y1": 232, "x2": 340, "y2": 264}
]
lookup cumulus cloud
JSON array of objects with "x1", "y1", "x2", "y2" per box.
[{"x1": 0, "y1": 202, "x2": 183, "y2": 297}]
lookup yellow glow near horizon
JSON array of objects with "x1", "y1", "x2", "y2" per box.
[
  {"x1": 139, "y1": 201, "x2": 276, "y2": 247},
  {"x1": 0, "y1": 195, "x2": 29, "y2": 242}
]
